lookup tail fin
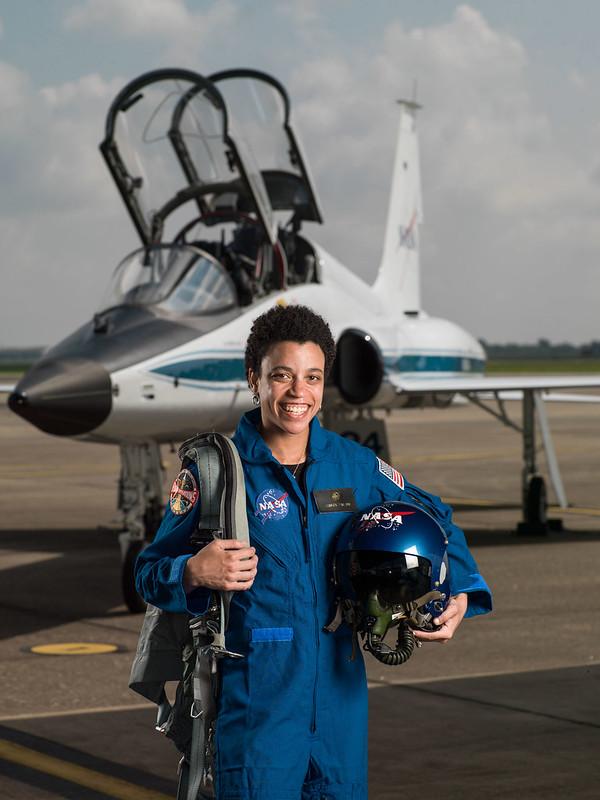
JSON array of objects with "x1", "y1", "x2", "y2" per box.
[{"x1": 373, "y1": 100, "x2": 423, "y2": 314}]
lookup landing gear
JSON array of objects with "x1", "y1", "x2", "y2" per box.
[
  {"x1": 516, "y1": 474, "x2": 549, "y2": 535},
  {"x1": 516, "y1": 390, "x2": 564, "y2": 535},
  {"x1": 525, "y1": 475, "x2": 547, "y2": 525},
  {"x1": 121, "y1": 539, "x2": 147, "y2": 614},
  {"x1": 118, "y1": 442, "x2": 165, "y2": 612}
]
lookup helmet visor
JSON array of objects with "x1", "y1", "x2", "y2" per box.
[{"x1": 337, "y1": 550, "x2": 432, "y2": 605}]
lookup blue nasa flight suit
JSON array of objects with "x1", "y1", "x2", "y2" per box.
[{"x1": 136, "y1": 409, "x2": 492, "y2": 800}]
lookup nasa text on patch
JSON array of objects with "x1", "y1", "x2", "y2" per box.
[
  {"x1": 255, "y1": 488, "x2": 290, "y2": 524},
  {"x1": 376, "y1": 457, "x2": 404, "y2": 489},
  {"x1": 169, "y1": 468, "x2": 199, "y2": 515},
  {"x1": 313, "y1": 488, "x2": 357, "y2": 513}
]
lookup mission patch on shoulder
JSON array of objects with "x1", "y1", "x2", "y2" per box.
[
  {"x1": 169, "y1": 468, "x2": 199, "y2": 515},
  {"x1": 376, "y1": 457, "x2": 404, "y2": 490}
]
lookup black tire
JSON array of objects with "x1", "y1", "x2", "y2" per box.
[
  {"x1": 526, "y1": 475, "x2": 547, "y2": 524},
  {"x1": 143, "y1": 499, "x2": 164, "y2": 541},
  {"x1": 122, "y1": 540, "x2": 147, "y2": 613}
]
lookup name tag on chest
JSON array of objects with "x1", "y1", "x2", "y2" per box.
[{"x1": 313, "y1": 488, "x2": 357, "y2": 513}]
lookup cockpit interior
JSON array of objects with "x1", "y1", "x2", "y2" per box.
[{"x1": 99, "y1": 68, "x2": 323, "y2": 315}]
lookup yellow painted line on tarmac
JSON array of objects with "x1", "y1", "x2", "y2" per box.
[
  {"x1": 408, "y1": 450, "x2": 514, "y2": 463},
  {"x1": 30, "y1": 642, "x2": 119, "y2": 656},
  {"x1": 443, "y1": 497, "x2": 514, "y2": 508},
  {"x1": 0, "y1": 739, "x2": 171, "y2": 800},
  {"x1": 405, "y1": 444, "x2": 600, "y2": 465},
  {"x1": 0, "y1": 702, "x2": 154, "y2": 723},
  {"x1": 0, "y1": 466, "x2": 117, "y2": 478},
  {"x1": 549, "y1": 505, "x2": 600, "y2": 517},
  {"x1": 444, "y1": 497, "x2": 600, "y2": 518}
]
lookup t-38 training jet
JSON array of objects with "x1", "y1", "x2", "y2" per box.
[{"x1": 8, "y1": 68, "x2": 600, "y2": 609}]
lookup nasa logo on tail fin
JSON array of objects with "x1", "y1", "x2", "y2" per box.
[{"x1": 398, "y1": 210, "x2": 418, "y2": 251}]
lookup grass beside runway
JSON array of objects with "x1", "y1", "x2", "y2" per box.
[
  {"x1": 486, "y1": 358, "x2": 600, "y2": 373},
  {"x1": 4, "y1": 359, "x2": 600, "y2": 378}
]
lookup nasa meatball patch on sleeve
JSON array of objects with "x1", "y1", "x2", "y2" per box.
[
  {"x1": 376, "y1": 457, "x2": 404, "y2": 490},
  {"x1": 169, "y1": 468, "x2": 199, "y2": 515}
]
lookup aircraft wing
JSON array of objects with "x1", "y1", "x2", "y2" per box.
[
  {"x1": 0, "y1": 384, "x2": 16, "y2": 394},
  {"x1": 388, "y1": 373, "x2": 600, "y2": 399}
]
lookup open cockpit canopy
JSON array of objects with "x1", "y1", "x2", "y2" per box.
[
  {"x1": 100, "y1": 68, "x2": 277, "y2": 246},
  {"x1": 99, "y1": 68, "x2": 322, "y2": 315},
  {"x1": 100, "y1": 68, "x2": 322, "y2": 249},
  {"x1": 209, "y1": 69, "x2": 322, "y2": 224}
]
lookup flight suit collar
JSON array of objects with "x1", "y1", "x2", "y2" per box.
[{"x1": 234, "y1": 408, "x2": 329, "y2": 464}]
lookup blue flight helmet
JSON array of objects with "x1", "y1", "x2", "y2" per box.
[{"x1": 332, "y1": 501, "x2": 451, "y2": 665}]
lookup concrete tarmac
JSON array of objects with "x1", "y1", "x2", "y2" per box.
[{"x1": 1, "y1": 398, "x2": 600, "y2": 798}]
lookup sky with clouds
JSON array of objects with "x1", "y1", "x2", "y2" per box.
[{"x1": 2, "y1": 0, "x2": 600, "y2": 347}]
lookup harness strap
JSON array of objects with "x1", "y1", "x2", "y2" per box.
[
  {"x1": 185, "y1": 624, "x2": 218, "y2": 800},
  {"x1": 177, "y1": 433, "x2": 249, "y2": 800},
  {"x1": 130, "y1": 433, "x2": 248, "y2": 800},
  {"x1": 182, "y1": 439, "x2": 224, "y2": 539}
]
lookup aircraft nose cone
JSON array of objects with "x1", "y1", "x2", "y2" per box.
[{"x1": 8, "y1": 357, "x2": 112, "y2": 436}]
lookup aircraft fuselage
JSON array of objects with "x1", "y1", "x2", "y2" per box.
[{"x1": 10, "y1": 242, "x2": 484, "y2": 444}]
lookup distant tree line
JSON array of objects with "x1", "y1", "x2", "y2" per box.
[
  {"x1": 0, "y1": 347, "x2": 44, "y2": 363},
  {"x1": 479, "y1": 339, "x2": 600, "y2": 359},
  {"x1": 2, "y1": 342, "x2": 600, "y2": 367}
]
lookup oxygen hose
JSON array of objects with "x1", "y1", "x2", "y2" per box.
[{"x1": 364, "y1": 621, "x2": 415, "y2": 666}]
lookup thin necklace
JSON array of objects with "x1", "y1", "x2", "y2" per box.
[{"x1": 289, "y1": 447, "x2": 306, "y2": 478}]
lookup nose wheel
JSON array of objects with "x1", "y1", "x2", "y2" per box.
[
  {"x1": 517, "y1": 474, "x2": 549, "y2": 535},
  {"x1": 525, "y1": 475, "x2": 547, "y2": 525},
  {"x1": 118, "y1": 442, "x2": 165, "y2": 612},
  {"x1": 121, "y1": 539, "x2": 147, "y2": 613}
]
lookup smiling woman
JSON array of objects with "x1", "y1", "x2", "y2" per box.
[
  {"x1": 244, "y1": 304, "x2": 336, "y2": 464},
  {"x1": 248, "y1": 339, "x2": 325, "y2": 454},
  {"x1": 134, "y1": 303, "x2": 492, "y2": 800}
]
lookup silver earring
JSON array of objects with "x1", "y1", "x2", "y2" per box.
[{"x1": 252, "y1": 394, "x2": 260, "y2": 406}]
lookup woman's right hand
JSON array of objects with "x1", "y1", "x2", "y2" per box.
[{"x1": 184, "y1": 539, "x2": 258, "y2": 593}]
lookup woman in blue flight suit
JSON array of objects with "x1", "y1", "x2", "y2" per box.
[{"x1": 135, "y1": 305, "x2": 492, "y2": 800}]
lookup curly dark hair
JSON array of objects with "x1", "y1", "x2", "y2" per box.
[{"x1": 245, "y1": 304, "x2": 336, "y2": 378}]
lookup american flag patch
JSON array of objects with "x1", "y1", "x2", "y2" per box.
[{"x1": 377, "y1": 457, "x2": 404, "y2": 489}]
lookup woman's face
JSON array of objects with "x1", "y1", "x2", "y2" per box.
[{"x1": 248, "y1": 340, "x2": 325, "y2": 439}]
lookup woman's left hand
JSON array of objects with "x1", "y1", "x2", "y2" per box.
[{"x1": 413, "y1": 592, "x2": 468, "y2": 644}]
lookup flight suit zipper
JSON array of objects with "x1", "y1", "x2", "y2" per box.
[
  {"x1": 282, "y1": 460, "x2": 320, "y2": 734},
  {"x1": 303, "y1": 505, "x2": 320, "y2": 734}
]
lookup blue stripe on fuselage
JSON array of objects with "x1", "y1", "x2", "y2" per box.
[
  {"x1": 150, "y1": 354, "x2": 485, "y2": 386},
  {"x1": 152, "y1": 357, "x2": 246, "y2": 383},
  {"x1": 383, "y1": 355, "x2": 486, "y2": 373}
]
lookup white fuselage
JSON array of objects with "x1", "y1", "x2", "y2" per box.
[{"x1": 88, "y1": 242, "x2": 485, "y2": 444}]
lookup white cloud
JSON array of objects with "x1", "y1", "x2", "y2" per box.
[
  {"x1": 3, "y1": 4, "x2": 600, "y2": 346},
  {"x1": 569, "y1": 68, "x2": 587, "y2": 91},
  {"x1": 0, "y1": 69, "x2": 137, "y2": 346},
  {"x1": 40, "y1": 72, "x2": 121, "y2": 108},
  {"x1": 0, "y1": 72, "x2": 124, "y2": 217},
  {"x1": 281, "y1": 5, "x2": 600, "y2": 342},
  {"x1": 275, "y1": 0, "x2": 322, "y2": 27},
  {"x1": 65, "y1": 0, "x2": 195, "y2": 36},
  {"x1": 63, "y1": 0, "x2": 236, "y2": 44},
  {"x1": 63, "y1": 0, "x2": 238, "y2": 71},
  {"x1": 0, "y1": 60, "x2": 29, "y2": 114}
]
